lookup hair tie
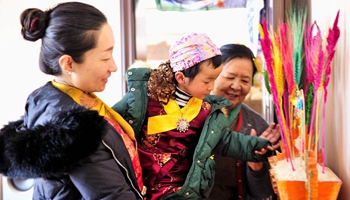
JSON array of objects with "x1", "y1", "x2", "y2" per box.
[{"x1": 30, "y1": 17, "x2": 39, "y2": 31}]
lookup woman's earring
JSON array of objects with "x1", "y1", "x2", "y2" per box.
[{"x1": 68, "y1": 71, "x2": 72, "y2": 75}]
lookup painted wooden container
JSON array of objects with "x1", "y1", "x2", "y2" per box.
[{"x1": 268, "y1": 148, "x2": 342, "y2": 200}]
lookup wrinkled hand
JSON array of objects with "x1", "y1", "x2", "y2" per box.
[{"x1": 249, "y1": 123, "x2": 281, "y2": 171}]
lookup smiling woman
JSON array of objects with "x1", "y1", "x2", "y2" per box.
[
  {"x1": 207, "y1": 43, "x2": 280, "y2": 200},
  {"x1": 0, "y1": 2, "x2": 143, "y2": 199},
  {"x1": 0, "y1": 0, "x2": 123, "y2": 127},
  {"x1": 55, "y1": 23, "x2": 117, "y2": 93}
]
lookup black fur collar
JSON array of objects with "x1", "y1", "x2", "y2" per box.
[{"x1": 0, "y1": 105, "x2": 107, "y2": 178}]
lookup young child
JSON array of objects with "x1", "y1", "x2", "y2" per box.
[{"x1": 113, "y1": 33, "x2": 276, "y2": 200}]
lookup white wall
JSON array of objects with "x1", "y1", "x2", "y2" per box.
[
  {"x1": 311, "y1": 0, "x2": 350, "y2": 199},
  {"x1": 0, "y1": 0, "x2": 123, "y2": 127}
]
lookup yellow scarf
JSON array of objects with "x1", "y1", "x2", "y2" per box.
[
  {"x1": 51, "y1": 80, "x2": 135, "y2": 140},
  {"x1": 147, "y1": 97, "x2": 203, "y2": 134}
]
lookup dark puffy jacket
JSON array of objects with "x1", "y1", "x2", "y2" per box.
[
  {"x1": 113, "y1": 68, "x2": 271, "y2": 200},
  {"x1": 0, "y1": 82, "x2": 143, "y2": 200}
]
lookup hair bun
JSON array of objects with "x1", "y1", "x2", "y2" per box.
[{"x1": 20, "y1": 8, "x2": 47, "y2": 41}]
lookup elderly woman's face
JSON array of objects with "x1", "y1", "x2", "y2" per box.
[{"x1": 212, "y1": 57, "x2": 253, "y2": 110}]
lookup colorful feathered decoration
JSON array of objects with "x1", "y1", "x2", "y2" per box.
[
  {"x1": 262, "y1": 10, "x2": 342, "y2": 199},
  {"x1": 260, "y1": 9, "x2": 340, "y2": 172},
  {"x1": 324, "y1": 11, "x2": 341, "y2": 90},
  {"x1": 289, "y1": 7, "x2": 307, "y2": 89},
  {"x1": 321, "y1": 10, "x2": 340, "y2": 171},
  {"x1": 304, "y1": 21, "x2": 324, "y2": 152},
  {"x1": 304, "y1": 11, "x2": 340, "y2": 171},
  {"x1": 280, "y1": 23, "x2": 295, "y2": 96},
  {"x1": 305, "y1": 83, "x2": 314, "y2": 125},
  {"x1": 260, "y1": 20, "x2": 294, "y2": 169}
]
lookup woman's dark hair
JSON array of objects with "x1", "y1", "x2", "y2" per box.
[
  {"x1": 220, "y1": 44, "x2": 258, "y2": 79},
  {"x1": 20, "y1": 2, "x2": 107, "y2": 75}
]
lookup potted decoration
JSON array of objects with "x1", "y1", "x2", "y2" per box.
[{"x1": 259, "y1": 9, "x2": 342, "y2": 200}]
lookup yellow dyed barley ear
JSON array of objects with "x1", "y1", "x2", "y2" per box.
[{"x1": 253, "y1": 58, "x2": 262, "y2": 73}]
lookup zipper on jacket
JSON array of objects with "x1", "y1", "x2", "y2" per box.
[{"x1": 102, "y1": 140, "x2": 143, "y2": 199}]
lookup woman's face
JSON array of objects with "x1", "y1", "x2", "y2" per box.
[
  {"x1": 212, "y1": 57, "x2": 253, "y2": 110},
  {"x1": 70, "y1": 23, "x2": 117, "y2": 93}
]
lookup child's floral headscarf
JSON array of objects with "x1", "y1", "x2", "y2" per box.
[{"x1": 169, "y1": 32, "x2": 221, "y2": 72}]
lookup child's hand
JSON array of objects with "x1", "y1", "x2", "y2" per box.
[
  {"x1": 249, "y1": 125, "x2": 280, "y2": 170},
  {"x1": 254, "y1": 147, "x2": 269, "y2": 155},
  {"x1": 253, "y1": 144, "x2": 274, "y2": 155},
  {"x1": 251, "y1": 128, "x2": 275, "y2": 155},
  {"x1": 250, "y1": 126, "x2": 281, "y2": 155},
  {"x1": 249, "y1": 129, "x2": 263, "y2": 172}
]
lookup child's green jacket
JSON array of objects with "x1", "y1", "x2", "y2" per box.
[{"x1": 112, "y1": 67, "x2": 270, "y2": 199}]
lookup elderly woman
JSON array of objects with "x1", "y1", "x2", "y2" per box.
[{"x1": 207, "y1": 44, "x2": 280, "y2": 200}]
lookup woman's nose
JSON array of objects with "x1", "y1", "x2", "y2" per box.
[
  {"x1": 110, "y1": 58, "x2": 118, "y2": 72},
  {"x1": 230, "y1": 81, "x2": 241, "y2": 90}
]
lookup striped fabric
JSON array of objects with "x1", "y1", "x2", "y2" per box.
[{"x1": 175, "y1": 87, "x2": 191, "y2": 107}]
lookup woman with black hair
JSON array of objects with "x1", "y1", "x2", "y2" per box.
[
  {"x1": 207, "y1": 43, "x2": 280, "y2": 200},
  {"x1": 0, "y1": 2, "x2": 144, "y2": 199}
]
